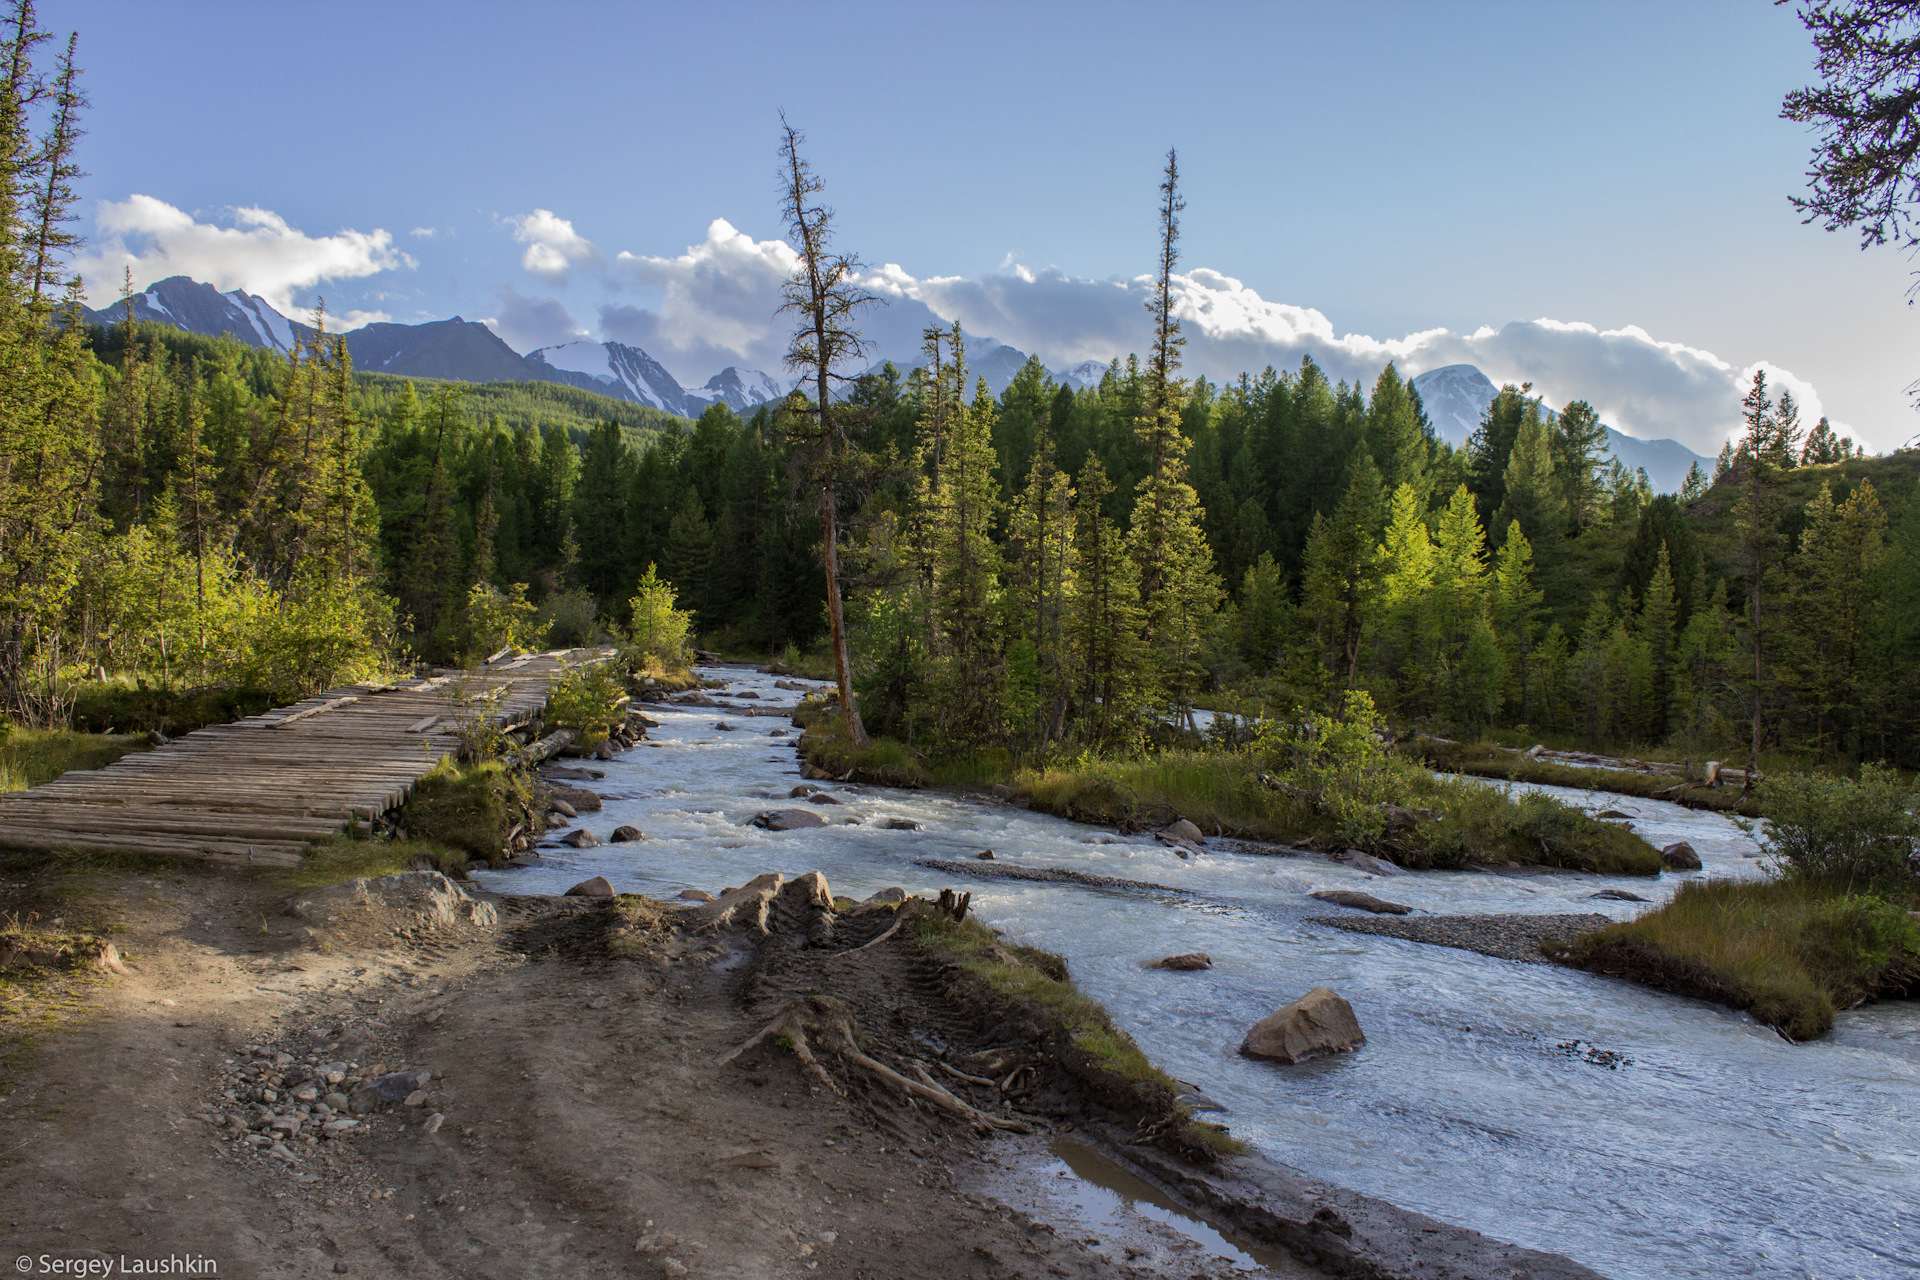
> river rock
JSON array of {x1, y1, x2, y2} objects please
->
[
  {"x1": 676, "y1": 691, "x2": 720, "y2": 707},
  {"x1": 801, "y1": 764, "x2": 832, "y2": 781},
  {"x1": 1589, "y1": 889, "x2": 1650, "y2": 902},
  {"x1": 808, "y1": 793, "x2": 842, "y2": 805},
  {"x1": 548, "y1": 798, "x2": 578, "y2": 819},
  {"x1": 609, "y1": 825, "x2": 642, "y2": 843},
  {"x1": 1660, "y1": 841, "x2": 1702, "y2": 870},
  {"x1": 1329, "y1": 849, "x2": 1404, "y2": 877},
  {"x1": 713, "y1": 722, "x2": 735, "y2": 731},
  {"x1": 1155, "y1": 953, "x2": 1212, "y2": 971},
  {"x1": 789, "y1": 784, "x2": 821, "y2": 798},
  {"x1": 566, "y1": 876, "x2": 614, "y2": 897},
  {"x1": 350, "y1": 1069, "x2": 431, "y2": 1112},
  {"x1": 1161, "y1": 818, "x2": 1205, "y2": 845},
  {"x1": 1309, "y1": 889, "x2": 1411, "y2": 915},
  {"x1": 990, "y1": 783, "x2": 1015, "y2": 800},
  {"x1": 878, "y1": 817, "x2": 923, "y2": 831},
  {"x1": 560, "y1": 828, "x2": 599, "y2": 848},
  {"x1": 284, "y1": 871, "x2": 497, "y2": 930},
  {"x1": 753, "y1": 808, "x2": 828, "y2": 831},
  {"x1": 1240, "y1": 988, "x2": 1365, "y2": 1064},
  {"x1": 548, "y1": 784, "x2": 602, "y2": 812},
  {"x1": 974, "y1": 849, "x2": 996, "y2": 860}
]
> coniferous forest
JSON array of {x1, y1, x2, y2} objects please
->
[{"x1": 0, "y1": 7, "x2": 1915, "y2": 782}]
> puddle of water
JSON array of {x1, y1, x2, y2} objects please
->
[{"x1": 1046, "y1": 1137, "x2": 1288, "y2": 1273}]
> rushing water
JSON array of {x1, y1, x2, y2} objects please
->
[{"x1": 474, "y1": 666, "x2": 1920, "y2": 1280}]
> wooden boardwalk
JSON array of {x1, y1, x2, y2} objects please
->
[{"x1": 0, "y1": 649, "x2": 611, "y2": 868}]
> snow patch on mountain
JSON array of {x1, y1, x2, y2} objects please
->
[
  {"x1": 1409, "y1": 363, "x2": 1711, "y2": 493},
  {"x1": 684, "y1": 367, "x2": 788, "y2": 414},
  {"x1": 525, "y1": 340, "x2": 693, "y2": 415}
]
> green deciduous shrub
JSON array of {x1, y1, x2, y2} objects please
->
[{"x1": 1741, "y1": 765, "x2": 1919, "y2": 892}]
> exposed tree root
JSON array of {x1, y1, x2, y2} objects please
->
[
  {"x1": 831, "y1": 916, "x2": 901, "y2": 958},
  {"x1": 718, "y1": 996, "x2": 1030, "y2": 1134}
]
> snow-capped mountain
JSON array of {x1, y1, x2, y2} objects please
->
[
  {"x1": 82, "y1": 276, "x2": 300, "y2": 352},
  {"x1": 523, "y1": 340, "x2": 695, "y2": 415},
  {"x1": 1056, "y1": 359, "x2": 1113, "y2": 391},
  {"x1": 1409, "y1": 363, "x2": 1710, "y2": 493},
  {"x1": 684, "y1": 367, "x2": 789, "y2": 414}
]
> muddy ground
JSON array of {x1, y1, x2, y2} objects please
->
[{"x1": 0, "y1": 855, "x2": 1602, "y2": 1280}]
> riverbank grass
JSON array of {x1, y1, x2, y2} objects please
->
[
  {"x1": 1563, "y1": 879, "x2": 1920, "y2": 1040},
  {"x1": 1414, "y1": 739, "x2": 1755, "y2": 815},
  {"x1": 0, "y1": 726, "x2": 148, "y2": 792},
  {"x1": 1015, "y1": 752, "x2": 1662, "y2": 875}
]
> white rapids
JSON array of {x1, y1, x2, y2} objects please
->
[{"x1": 474, "y1": 664, "x2": 1920, "y2": 1280}]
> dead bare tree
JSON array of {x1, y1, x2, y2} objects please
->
[{"x1": 776, "y1": 113, "x2": 879, "y2": 748}]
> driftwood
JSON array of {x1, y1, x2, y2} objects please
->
[
  {"x1": 936, "y1": 888, "x2": 971, "y2": 922},
  {"x1": 718, "y1": 996, "x2": 1028, "y2": 1135}
]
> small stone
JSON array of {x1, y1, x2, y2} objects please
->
[
  {"x1": 334, "y1": 1263, "x2": 350, "y2": 1274},
  {"x1": 878, "y1": 817, "x2": 923, "y2": 831},
  {"x1": 974, "y1": 849, "x2": 996, "y2": 860},
  {"x1": 594, "y1": 741, "x2": 616, "y2": 760},
  {"x1": 990, "y1": 783, "x2": 1014, "y2": 799},
  {"x1": 566, "y1": 876, "x2": 615, "y2": 897},
  {"x1": 422, "y1": 1113, "x2": 445, "y2": 1133},
  {"x1": 1154, "y1": 953, "x2": 1212, "y2": 971},
  {"x1": 789, "y1": 784, "x2": 821, "y2": 798},
  {"x1": 321, "y1": 1119, "x2": 360, "y2": 1136},
  {"x1": 713, "y1": 722, "x2": 735, "y2": 731},
  {"x1": 292, "y1": 1084, "x2": 319, "y2": 1103},
  {"x1": 610, "y1": 825, "x2": 643, "y2": 843},
  {"x1": 561, "y1": 829, "x2": 600, "y2": 848},
  {"x1": 1595, "y1": 809, "x2": 1632, "y2": 820},
  {"x1": 403, "y1": 1090, "x2": 428, "y2": 1107},
  {"x1": 1241, "y1": 988, "x2": 1365, "y2": 1064},
  {"x1": 549, "y1": 798, "x2": 578, "y2": 819},
  {"x1": 660, "y1": 1260, "x2": 689, "y2": 1278},
  {"x1": 1660, "y1": 841, "x2": 1702, "y2": 871},
  {"x1": 1590, "y1": 889, "x2": 1651, "y2": 902}
]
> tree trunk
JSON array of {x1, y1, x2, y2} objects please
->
[{"x1": 820, "y1": 475, "x2": 867, "y2": 747}]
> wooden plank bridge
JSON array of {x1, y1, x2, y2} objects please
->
[{"x1": 0, "y1": 649, "x2": 612, "y2": 868}]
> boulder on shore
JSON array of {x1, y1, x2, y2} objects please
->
[
  {"x1": 752, "y1": 808, "x2": 828, "y2": 831},
  {"x1": 1660, "y1": 841, "x2": 1702, "y2": 870},
  {"x1": 565, "y1": 876, "x2": 614, "y2": 897},
  {"x1": 1309, "y1": 889, "x2": 1411, "y2": 915},
  {"x1": 1240, "y1": 987, "x2": 1365, "y2": 1064},
  {"x1": 1160, "y1": 818, "x2": 1204, "y2": 845},
  {"x1": 1154, "y1": 953, "x2": 1212, "y2": 971}
]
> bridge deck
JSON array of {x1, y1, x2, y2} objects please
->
[{"x1": 0, "y1": 649, "x2": 609, "y2": 868}]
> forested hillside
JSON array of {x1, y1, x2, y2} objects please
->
[{"x1": 1, "y1": 19, "x2": 1913, "y2": 777}]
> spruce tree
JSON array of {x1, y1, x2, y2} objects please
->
[
  {"x1": 1734, "y1": 370, "x2": 1781, "y2": 781},
  {"x1": 1006, "y1": 410, "x2": 1075, "y2": 744},
  {"x1": 1071, "y1": 457, "x2": 1146, "y2": 745},
  {"x1": 1550, "y1": 400, "x2": 1607, "y2": 532},
  {"x1": 1300, "y1": 455, "x2": 1384, "y2": 689},
  {"x1": 1494, "y1": 413, "x2": 1566, "y2": 546},
  {"x1": 1490, "y1": 521, "x2": 1545, "y2": 721}
]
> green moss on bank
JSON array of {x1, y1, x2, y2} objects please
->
[
  {"x1": 903, "y1": 902, "x2": 1241, "y2": 1159},
  {"x1": 1561, "y1": 879, "x2": 1920, "y2": 1040}
]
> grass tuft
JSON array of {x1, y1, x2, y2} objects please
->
[
  {"x1": 0, "y1": 727, "x2": 148, "y2": 792},
  {"x1": 1562, "y1": 878, "x2": 1920, "y2": 1040}
]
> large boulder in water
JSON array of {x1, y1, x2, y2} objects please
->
[
  {"x1": 1660, "y1": 841, "x2": 1702, "y2": 870},
  {"x1": 1154, "y1": 953, "x2": 1212, "y2": 971},
  {"x1": 752, "y1": 808, "x2": 828, "y2": 831},
  {"x1": 1240, "y1": 988, "x2": 1365, "y2": 1064}
]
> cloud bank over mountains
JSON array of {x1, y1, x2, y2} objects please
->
[
  {"x1": 78, "y1": 197, "x2": 1833, "y2": 455},
  {"x1": 76, "y1": 195, "x2": 410, "y2": 331}
]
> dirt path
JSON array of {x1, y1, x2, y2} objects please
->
[{"x1": 0, "y1": 859, "x2": 1322, "y2": 1280}]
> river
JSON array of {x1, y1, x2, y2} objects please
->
[{"x1": 474, "y1": 665, "x2": 1920, "y2": 1280}]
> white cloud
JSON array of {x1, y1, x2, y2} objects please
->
[
  {"x1": 484, "y1": 286, "x2": 588, "y2": 354},
  {"x1": 76, "y1": 195, "x2": 411, "y2": 314},
  {"x1": 511, "y1": 209, "x2": 598, "y2": 281},
  {"x1": 590, "y1": 217, "x2": 1838, "y2": 452},
  {"x1": 409, "y1": 226, "x2": 437, "y2": 239}
]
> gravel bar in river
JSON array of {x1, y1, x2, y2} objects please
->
[{"x1": 1312, "y1": 911, "x2": 1614, "y2": 964}]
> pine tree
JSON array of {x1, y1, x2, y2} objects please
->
[
  {"x1": 1550, "y1": 400, "x2": 1608, "y2": 531},
  {"x1": 1071, "y1": 457, "x2": 1146, "y2": 746},
  {"x1": 1128, "y1": 147, "x2": 1221, "y2": 719},
  {"x1": 925, "y1": 377, "x2": 1004, "y2": 744},
  {"x1": 1300, "y1": 455, "x2": 1384, "y2": 688},
  {"x1": 1490, "y1": 521, "x2": 1545, "y2": 721},
  {"x1": 1494, "y1": 412, "x2": 1565, "y2": 546},
  {"x1": 1639, "y1": 544, "x2": 1678, "y2": 740},
  {"x1": 1733, "y1": 369, "x2": 1781, "y2": 781},
  {"x1": 1005, "y1": 409, "x2": 1075, "y2": 744},
  {"x1": 1365, "y1": 362, "x2": 1428, "y2": 499},
  {"x1": 1789, "y1": 478, "x2": 1887, "y2": 754}
]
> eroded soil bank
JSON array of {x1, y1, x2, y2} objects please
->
[{"x1": 0, "y1": 856, "x2": 1602, "y2": 1280}]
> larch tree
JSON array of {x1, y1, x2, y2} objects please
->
[{"x1": 777, "y1": 114, "x2": 877, "y2": 746}]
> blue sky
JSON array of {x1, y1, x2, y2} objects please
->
[{"x1": 52, "y1": 0, "x2": 1920, "y2": 453}]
